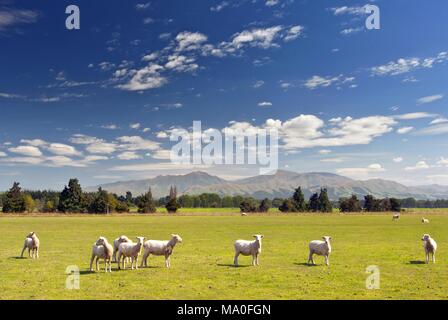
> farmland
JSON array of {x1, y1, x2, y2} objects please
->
[{"x1": 1, "y1": 212, "x2": 448, "y2": 300}]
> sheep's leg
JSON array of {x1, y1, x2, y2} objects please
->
[
  {"x1": 234, "y1": 252, "x2": 239, "y2": 267},
  {"x1": 135, "y1": 256, "x2": 139, "y2": 270},
  {"x1": 425, "y1": 252, "x2": 429, "y2": 264},
  {"x1": 90, "y1": 254, "x2": 95, "y2": 271},
  {"x1": 325, "y1": 255, "x2": 330, "y2": 266},
  {"x1": 112, "y1": 250, "x2": 117, "y2": 263},
  {"x1": 20, "y1": 246, "x2": 26, "y2": 258},
  {"x1": 35, "y1": 248, "x2": 39, "y2": 259},
  {"x1": 252, "y1": 254, "x2": 256, "y2": 266},
  {"x1": 165, "y1": 254, "x2": 171, "y2": 268},
  {"x1": 131, "y1": 257, "x2": 135, "y2": 270},
  {"x1": 96, "y1": 257, "x2": 100, "y2": 271},
  {"x1": 256, "y1": 254, "x2": 260, "y2": 266},
  {"x1": 28, "y1": 248, "x2": 31, "y2": 258},
  {"x1": 308, "y1": 252, "x2": 314, "y2": 265},
  {"x1": 141, "y1": 251, "x2": 149, "y2": 268},
  {"x1": 433, "y1": 252, "x2": 436, "y2": 264}
]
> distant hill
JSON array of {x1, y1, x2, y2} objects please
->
[{"x1": 86, "y1": 170, "x2": 448, "y2": 200}]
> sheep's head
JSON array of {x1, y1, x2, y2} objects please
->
[
  {"x1": 119, "y1": 235, "x2": 130, "y2": 243},
  {"x1": 422, "y1": 234, "x2": 431, "y2": 241},
  {"x1": 171, "y1": 234, "x2": 183, "y2": 243},
  {"x1": 322, "y1": 236, "x2": 332, "y2": 243},
  {"x1": 136, "y1": 236, "x2": 145, "y2": 244},
  {"x1": 96, "y1": 236, "x2": 106, "y2": 246},
  {"x1": 253, "y1": 235, "x2": 264, "y2": 242},
  {"x1": 27, "y1": 232, "x2": 35, "y2": 238}
]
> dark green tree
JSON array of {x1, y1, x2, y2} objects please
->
[
  {"x1": 239, "y1": 197, "x2": 258, "y2": 213},
  {"x1": 138, "y1": 187, "x2": 157, "y2": 213},
  {"x1": 292, "y1": 187, "x2": 307, "y2": 211},
  {"x1": 165, "y1": 186, "x2": 180, "y2": 213},
  {"x1": 390, "y1": 198, "x2": 401, "y2": 212},
  {"x1": 258, "y1": 198, "x2": 271, "y2": 213},
  {"x1": 125, "y1": 191, "x2": 133, "y2": 206},
  {"x1": 2, "y1": 182, "x2": 26, "y2": 213},
  {"x1": 58, "y1": 179, "x2": 83, "y2": 213},
  {"x1": 318, "y1": 188, "x2": 333, "y2": 213},
  {"x1": 308, "y1": 193, "x2": 320, "y2": 212},
  {"x1": 339, "y1": 195, "x2": 362, "y2": 213},
  {"x1": 89, "y1": 188, "x2": 110, "y2": 214},
  {"x1": 279, "y1": 199, "x2": 296, "y2": 213}
]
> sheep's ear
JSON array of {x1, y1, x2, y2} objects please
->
[{"x1": 261, "y1": 235, "x2": 264, "y2": 238}]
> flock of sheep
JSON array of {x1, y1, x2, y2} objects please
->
[{"x1": 19, "y1": 215, "x2": 438, "y2": 272}]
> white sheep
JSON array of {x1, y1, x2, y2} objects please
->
[
  {"x1": 117, "y1": 236, "x2": 145, "y2": 270},
  {"x1": 308, "y1": 236, "x2": 332, "y2": 266},
  {"x1": 392, "y1": 214, "x2": 400, "y2": 221},
  {"x1": 241, "y1": 212, "x2": 247, "y2": 216},
  {"x1": 113, "y1": 235, "x2": 131, "y2": 262},
  {"x1": 234, "y1": 235, "x2": 263, "y2": 267},
  {"x1": 21, "y1": 232, "x2": 40, "y2": 259},
  {"x1": 422, "y1": 234, "x2": 437, "y2": 264},
  {"x1": 422, "y1": 218, "x2": 430, "y2": 224},
  {"x1": 141, "y1": 234, "x2": 183, "y2": 268},
  {"x1": 90, "y1": 236, "x2": 113, "y2": 273}
]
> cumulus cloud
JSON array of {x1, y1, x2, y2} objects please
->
[
  {"x1": 397, "y1": 127, "x2": 414, "y2": 135},
  {"x1": 405, "y1": 161, "x2": 431, "y2": 171},
  {"x1": 8, "y1": 145, "x2": 42, "y2": 157},
  {"x1": 304, "y1": 75, "x2": 355, "y2": 90},
  {"x1": 371, "y1": 52, "x2": 448, "y2": 76},
  {"x1": 336, "y1": 163, "x2": 386, "y2": 179},
  {"x1": 0, "y1": 8, "x2": 40, "y2": 31},
  {"x1": 258, "y1": 101, "x2": 273, "y2": 107}
]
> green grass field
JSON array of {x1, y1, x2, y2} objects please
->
[{"x1": 1, "y1": 213, "x2": 448, "y2": 300}]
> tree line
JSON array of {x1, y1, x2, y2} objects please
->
[{"x1": 1, "y1": 179, "x2": 447, "y2": 214}]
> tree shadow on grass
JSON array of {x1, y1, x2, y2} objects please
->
[
  {"x1": 217, "y1": 263, "x2": 250, "y2": 268},
  {"x1": 294, "y1": 262, "x2": 318, "y2": 267},
  {"x1": 408, "y1": 260, "x2": 426, "y2": 265}
]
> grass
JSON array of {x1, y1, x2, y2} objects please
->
[{"x1": 1, "y1": 213, "x2": 448, "y2": 300}]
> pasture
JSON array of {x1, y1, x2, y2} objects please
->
[{"x1": 1, "y1": 213, "x2": 448, "y2": 300}]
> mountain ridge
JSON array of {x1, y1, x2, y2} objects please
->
[{"x1": 86, "y1": 170, "x2": 448, "y2": 200}]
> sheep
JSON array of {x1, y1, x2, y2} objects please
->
[
  {"x1": 422, "y1": 218, "x2": 430, "y2": 224},
  {"x1": 308, "y1": 236, "x2": 332, "y2": 266},
  {"x1": 117, "y1": 236, "x2": 145, "y2": 270},
  {"x1": 234, "y1": 235, "x2": 263, "y2": 267},
  {"x1": 90, "y1": 236, "x2": 113, "y2": 273},
  {"x1": 241, "y1": 212, "x2": 247, "y2": 217},
  {"x1": 20, "y1": 232, "x2": 40, "y2": 259},
  {"x1": 422, "y1": 234, "x2": 437, "y2": 264},
  {"x1": 112, "y1": 235, "x2": 131, "y2": 262},
  {"x1": 141, "y1": 234, "x2": 183, "y2": 268},
  {"x1": 392, "y1": 214, "x2": 400, "y2": 221}
]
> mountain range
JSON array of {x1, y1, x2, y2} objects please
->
[{"x1": 86, "y1": 170, "x2": 448, "y2": 200}]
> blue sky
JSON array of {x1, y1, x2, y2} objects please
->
[{"x1": 0, "y1": 0, "x2": 448, "y2": 190}]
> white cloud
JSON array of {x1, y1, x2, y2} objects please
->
[
  {"x1": 46, "y1": 143, "x2": 80, "y2": 156},
  {"x1": 258, "y1": 101, "x2": 273, "y2": 107},
  {"x1": 265, "y1": 0, "x2": 279, "y2": 7},
  {"x1": 417, "y1": 94, "x2": 443, "y2": 105},
  {"x1": 116, "y1": 136, "x2": 160, "y2": 151},
  {"x1": 371, "y1": 52, "x2": 448, "y2": 76},
  {"x1": 340, "y1": 27, "x2": 364, "y2": 36},
  {"x1": 210, "y1": 1, "x2": 230, "y2": 12},
  {"x1": 397, "y1": 127, "x2": 414, "y2": 135},
  {"x1": 0, "y1": 8, "x2": 40, "y2": 31},
  {"x1": 319, "y1": 149, "x2": 332, "y2": 155},
  {"x1": 118, "y1": 63, "x2": 167, "y2": 91},
  {"x1": 0, "y1": 151, "x2": 6, "y2": 157},
  {"x1": 336, "y1": 163, "x2": 386, "y2": 179},
  {"x1": 284, "y1": 25, "x2": 304, "y2": 42},
  {"x1": 405, "y1": 161, "x2": 430, "y2": 171},
  {"x1": 394, "y1": 112, "x2": 437, "y2": 120},
  {"x1": 175, "y1": 31, "x2": 208, "y2": 52},
  {"x1": 165, "y1": 54, "x2": 198, "y2": 73},
  {"x1": 417, "y1": 124, "x2": 448, "y2": 136},
  {"x1": 117, "y1": 151, "x2": 142, "y2": 160},
  {"x1": 253, "y1": 80, "x2": 265, "y2": 88},
  {"x1": 430, "y1": 118, "x2": 448, "y2": 125},
  {"x1": 393, "y1": 157, "x2": 403, "y2": 163},
  {"x1": 304, "y1": 74, "x2": 355, "y2": 90},
  {"x1": 130, "y1": 123, "x2": 141, "y2": 130},
  {"x1": 329, "y1": 6, "x2": 366, "y2": 16},
  {"x1": 8, "y1": 145, "x2": 42, "y2": 157}
]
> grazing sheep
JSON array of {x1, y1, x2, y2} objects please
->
[
  {"x1": 113, "y1": 235, "x2": 131, "y2": 262},
  {"x1": 422, "y1": 234, "x2": 437, "y2": 264},
  {"x1": 117, "y1": 236, "x2": 145, "y2": 270},
  {"x1": 422, "y1": 218, "x2": 430, "y2": 224},
  {"x1": 392, "y1": 214, "x2": 400, "y2": 221},
  {"x1": 308, "y1": 236, "x2": 332, "y2": 266},
  {"x1": 241, "y1": 212, "x2": 247, "y2": 216},
  {"x1": 141, "y1": 234, "x2": 183, "y2": 268},
  {"x1": 234, "y1": 235, "x2": 263, "y2": 267},
  {"x1": 90, "y1": 237, "x2": 113, "y2": 273},
  {"x1": 20, "y1": 232, "x2": 40, "y2": 259}
]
